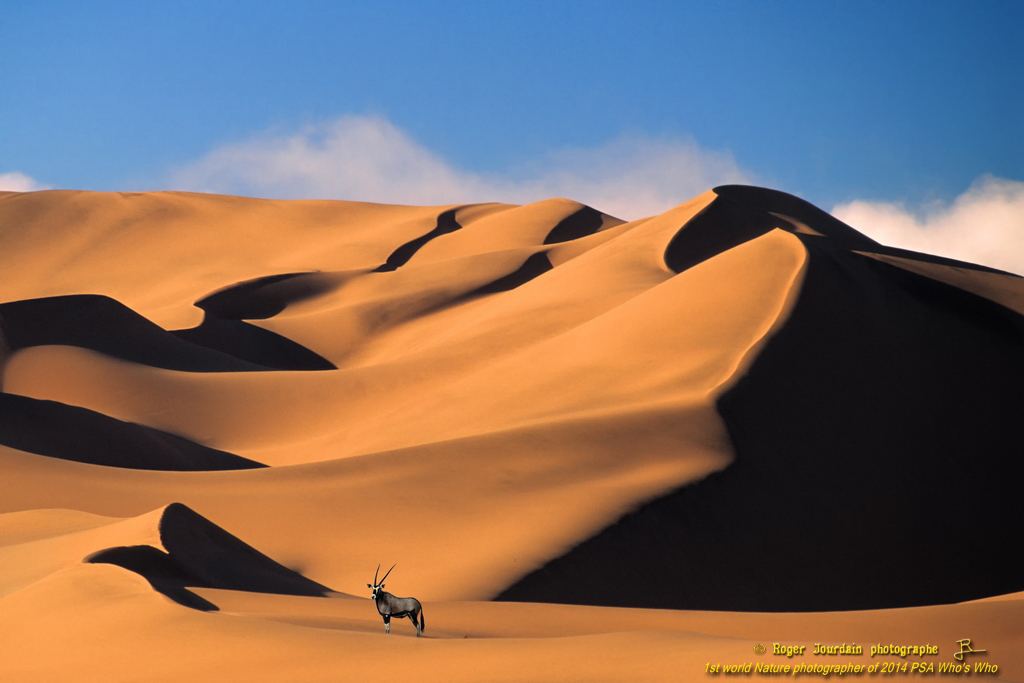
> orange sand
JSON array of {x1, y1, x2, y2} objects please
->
[{"x1": 0, "y1": 187, "x2": 1020, "y2": 681}]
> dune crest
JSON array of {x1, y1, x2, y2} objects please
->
[
  {"x1": 0, "y1": 503, "x2": 330, "y2": 612},
  {"x1": 86, "y1": 502, "x2": 331, "y2": 610}
]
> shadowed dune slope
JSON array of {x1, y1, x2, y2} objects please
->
[
  {"x1": 714, "y1": 184, "x2": 881, "y2": 247},
  {"x1": 664, "y1": 185, "x2": 877, "y2": 274},
  {"x1": 194, "y1": 272, "x2": 350, "y2": 320},
  {"x1": 0, "y1": 393, "x2": 264, "y2": 471},
  {"x1": 0, "y1": 295, "x2": 262, "y2": 372},
  {"x1": 0, "y1": 503, "x2": 330, "y2": 612},
  {"x1": 543, "y1": 205, "x2": 609, "y2": 244},
  {"x1": 172, "y1": 315, "x2": 336, "y2": 370},
  {"x1": 0, "y1": 293, "x2": 333, "y2": 372},
  {"x1": 87, "y1": 503, "x2": 330, "y2": 609},
  {"x1": 374, "y1": 207, "x2": 463, "y2": 271},
  {"x1": 172, "y1": 270, "x2": 347, "y2": 370}
]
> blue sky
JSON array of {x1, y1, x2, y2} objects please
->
[{"x1": 2, "y1": 1, "x2": 1022, "y2": 227}]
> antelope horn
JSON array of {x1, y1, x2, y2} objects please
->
[
  {"x1": 373, "y1": 563, "x2": 381, "y2": 585},
  {"x1": 380, "y1": 563, "x2": 397, "y2": 584}
]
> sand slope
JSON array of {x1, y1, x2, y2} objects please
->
[{"x1": 0, "y1": 186, "x2": 1020, "y2": 680}]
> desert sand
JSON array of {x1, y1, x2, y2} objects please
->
[{"x1": 0, "y1": 186, "x2": 1020, "y2": 681}]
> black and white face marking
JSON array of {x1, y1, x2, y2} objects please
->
[{"x1": 369, "y1": 563, "x2": 396, "y2": 600}]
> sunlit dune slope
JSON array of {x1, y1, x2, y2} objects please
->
[{"x1": 0, "y1": 185, "x2": 1021, "y2": 681}]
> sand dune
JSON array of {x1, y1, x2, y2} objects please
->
[
  {"x1": 0, "y1": 393, "x2": 263, "y2": 470},
  {"x1": 0, "y1": 186, "x2": 1020, "y2": 680},
  {"x1": 0, "y1": 504, "x2": 328, "y2": 609},
  {"x1": 86, "y1": 503, "x2": 331, "y2": 609},
  {"x1": 501, "y1": 187, "x2": 1024, "y2": 611},
  {"x1": 2, "y1": 294, "x2": 262, "y2": 372}
]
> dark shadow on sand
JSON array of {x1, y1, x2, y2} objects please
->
[
  {"x1": 499, "y1": 230, "x2": 1024, "y2": 611},
  {"x1": 87, "y1": 503, "x2": 332, "y2": 611},
  {"x1": 0, "y1": 295, "x2": 263, "y2": 372},
  {"x1": 544, "y1": 206, "x2": 605, "y2": 245},
  {"x1": 172, "y1": 315, "x2": 334, "y2": 371},
  {"x1": 374, "y1": 208, "x2": 462, "y2": 273},
  {"x1": 0, "y1": 393, "x2": 265, "y2": 471},
  {"x1": 195, "y1": 271, "x2": 343, "y2": 320},
  {"x1": 0, "y1": 293, "x2": 335, "y2": 372}
]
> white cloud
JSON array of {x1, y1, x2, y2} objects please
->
[
  {"x1": 170, "y1": 115, "x2": 749, "y2": 219},
  {"x1": 833, "y1": 176, "x2": 1024, "y2": 275},
  {"x1": 0, "y1": 171, "x2": 46, "y2": 192}
]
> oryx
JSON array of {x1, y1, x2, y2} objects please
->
[{"x1": 368, "y1": 563, "x2": 425, "y2": 636}]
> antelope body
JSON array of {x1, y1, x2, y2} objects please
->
[{"x1": 368, "y1": 563, "x2": 425, "y2": 636}]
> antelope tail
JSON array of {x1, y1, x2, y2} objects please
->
[{"x1": 419, "y1": 607, "x2": 426, "y2": 634}]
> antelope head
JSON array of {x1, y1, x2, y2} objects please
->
[{"x1": 368, "y1": 562, "x2": 396, "y2": 599}]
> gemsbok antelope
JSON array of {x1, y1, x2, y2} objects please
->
[{"x1": 368, "y1": 563, "x2": 425, "y2": 636}]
